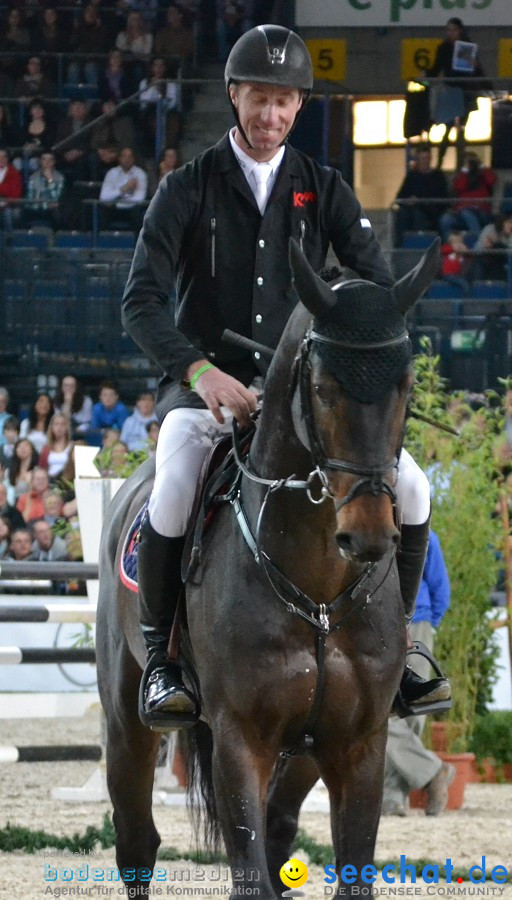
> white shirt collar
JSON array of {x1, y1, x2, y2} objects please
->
[{"x1": 228, "y1": 127, "x2": 285, "y2": 178}]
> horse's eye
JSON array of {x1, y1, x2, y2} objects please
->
[{"x1": 313, "y1": 384, "x2": 336, "y2": 408}]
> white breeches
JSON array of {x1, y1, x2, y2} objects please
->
[{"x1": 148, "y1": 408, "x2": 431, "y2": 537}]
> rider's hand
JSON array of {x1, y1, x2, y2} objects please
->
[{"x1": 186, "y1": 361, "x2": 258, "y2": 426}]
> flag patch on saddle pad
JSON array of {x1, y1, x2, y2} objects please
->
[{"x1": 119, "y1": 504, "x2": 148, "y2": 593}]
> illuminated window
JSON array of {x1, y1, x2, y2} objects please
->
[{"x1": 353, "y1": 97, "x2": 491, "y2": 146}]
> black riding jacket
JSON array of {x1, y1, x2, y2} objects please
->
[{"x1": 122, "y1": 133, "x2": 393, "y2": 417}]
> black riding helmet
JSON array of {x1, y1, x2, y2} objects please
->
[{"x1": 225, "y1": 24, "x2": 314, "y2": 148}]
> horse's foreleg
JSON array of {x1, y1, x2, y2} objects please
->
[
  {"x1": 265, "y1": 754, "x2": 319, "y2": 895},
  {"x1": 211, "y1": 722, "x2": 279, "y2": 899},
  {"x1": 101, "y1": 647, "x2": 161, "y2": 896},
  {"x1": 316, "y1": 729, "x2": 387, "y2": 898}
]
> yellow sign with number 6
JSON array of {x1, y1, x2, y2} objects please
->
[
  {"x1": 306, "y1": 39, "x2": 346, "y2": 83},
  {"x1": 401, "y1": 39, "x2": 442, "y2": 81}
]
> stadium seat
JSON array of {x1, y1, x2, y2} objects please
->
[
  {"x1": 500, "y1": 182, "x2": 512, "y2": 215},
  {"x1": 416, "y1": 299, "x2": 460, "y2": 325},
  {"x1": 401, "y1": 230, "x2": 439, "y2": 250},
  {"x1": 471, "y1": 280, "x2": 508, "y2": 300},
  {"x1": 7, "y1": 230, "x2": 51, "y2": 250},
  {"x1": 61, "y1": 83, "x2": 99, "y2": 102},
  {"x1": 96, "y1": 231, "x2": 136, "y2": 250},
  {"x1": 425, "y1": 280, "x2": 463, "y2": 299},
  {"x1": 33, "y1": 281, "x2": 69, "y2": 300},
  {"x1": 461, "y1": 300, "x2": 510, "y2": 317},
  {"x1": 54, "y1": 231, "x2": 93, "y2": 250}
]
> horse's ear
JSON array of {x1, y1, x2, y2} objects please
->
[
  {"x1": 393, "y1": 238, "x2": 441, "y2": 313},
  {"x1": 289, "y1": 237, "x2": 337, "y2": 317}
]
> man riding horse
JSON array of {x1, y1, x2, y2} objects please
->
[{"x1": 121, "y1": 24, "x2": 451, "y2": 729}]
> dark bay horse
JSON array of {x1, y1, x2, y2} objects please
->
[{"x1": 96, "y1": 240, "x2": 439, "y2": 898}]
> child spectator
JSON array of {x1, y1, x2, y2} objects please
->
[
  {"x1": 88, "y1": 381, "x2": 129, "y2": 446},
  {"x1": 38, "y1": 413, "x2": 74, "y2": 482},
  {"x1": 0, "y1": 149, "x2": 23, "y2": 229},
  {"x1": 440, "y1": 152, "x2": 497, "y2": 241},
  {"x1": 43, "y1": 490, "x2": 65, "y2": 526},
  {"x1": 120, "y1": 391, "x2": 157, "y2": 450},
  {"x1": 0, "y1": 416, "x2": 20, "y2": 468},
  {"x1": 474, "y1": 214, "x2": 512, "y2": 281},
  {"x1": 20, "y1": 391, "x2": 53, "y2": 454},
  {"x1": 441, "y1": 230, "x2": 471, "y2": 296},
  {"x1": 8, "y1": 438, "x2": 39, "y2": 500},
  {"x1": 54, "y1": 375, "x2": 93, "y2": 437}
]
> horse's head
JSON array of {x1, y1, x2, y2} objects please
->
[{"x1": 289, "y1": 238, "x2": 440, "y2": 563}]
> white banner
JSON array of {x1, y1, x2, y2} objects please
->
[{"x1": 296, "y1": 0, "x2": 512, "y2": 28}]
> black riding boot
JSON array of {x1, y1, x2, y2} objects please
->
[
  {"x1": 137, "y1": 518, "x2": 199, "y2": 731},
  {"x1": 393, "y1": 520, "x2": 452, "y2": 718}
]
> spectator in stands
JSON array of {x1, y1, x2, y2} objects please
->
[
  {"x1": 23, "y1": 150, "x2": 65, "y2": 230},
  {"x1": 20, "y1": 392, "x2": 53, "y2": 454},
  {"x1": 120, "y1": 0, "x2": 160, "y2": 30},
  {"x1": 0, "y1": 388, "x2": 11, "y2": 445},
  {"x1": 90, "y1": 141, "x2": 119, "y2": 183},
  {"x1": 68, "y1": 5, "x2": 112, "y2": 86},
  {"x1": 88, "y1": 380, "x2": 130, "y2": 445},
  {"x1": 138, "y1": 56, "x2": 182, "y2": 155},
  {"x1": 217, "y1": 1, "x2": 245, "y2": 62},
  {"x1": 32, "y1": 7, "x2": 66, "y2": 80},
  {"x1": 0, "y1": 106, "x2": 17, "y2": 151},
  {"x1": 0, "y1": 481, "x2": 25, "y2": 531},
  {"x1": 43, "y1": 490, "x2": 66, "y2": 526},
  {"x1": 474, "y1": 213, "x2": 512, "y2": 281},
  {"x1": 8, "y1": 438, "x2": 39, "y2": 500},
  {"x1": 394, "y1": 145, "x2": 448, "y2": 247},
  {"x1": 15, "y1": 99, "x2": 56, "y2": 174},
  {"x1": 115, "y1": 11, "x2": 154, "y2": 87},
  {"x1": 14, "y1": 56, "x2": 55, "y2": 103},
  {"x1": 440, "y1": 230, "x2": 471, "y2": 296},
  {"x1": 1, "y1": 10, "x2": 31, "y2": 79},
  {"x1": 31, "y1": 517, "x2": 68, "y2": 561},
  {"x1": 0, "y1": 148, "x2": 23, "y2": 230},
  {"x1": 148, "y1": 145, "x2": 181, "y2": 195},
  {"x1": 99, "y1": 145, "x2": 147, "y2": 231},
  {"x1": 55, "y1": 99, "x2": 92, "y2": 185},
  {"x1": 17, "y1": 466, "x2": 50, "y2": 522},
  {"x1": 54, "y1": 375, "x2": 93, "y2": 437},
  {"x1": 120, "y1": 390, "x2": 157, "y2": 450},
  {"x1": 38, "y1": 414, "x2": 74, "y2": 483},
  {"x1": 90, "y1": 100, "x2": 136, "y2": 160},
  {"x1": 98, "y1": 50, "x2": 132, "y2": 104},
  {"x1": 0, "y1": 417, "x2": 20, "y2": 468},
  {"x1": 9, "y1": 527, "x2": 35, "y2": 561},
  {"x1": 146, "y1": 419, "x2": 160, "y2": 452},
  {"x1": 425, "y1": 18, "x2": 485, "y2": 170},
  {"x1": 440, "y1": 151, "x2": 496, "y2": 242},
  {"x1": 0, "y1": 515, "x2": 12, "y2": 559},
  {"x1": 154, "y1": 4, "x2": 195, "y2": 62}
]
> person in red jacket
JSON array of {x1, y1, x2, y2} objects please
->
[
  {"x1": 440, "y1": 151, "x2": 496, "y2": 241},
  {"x1": 0, "y1": 147, "x2": 23, "y2": 229}
]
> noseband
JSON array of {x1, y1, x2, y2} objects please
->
[{"x1": 296, "y1": 327, "x2": 409, "y2": 512}]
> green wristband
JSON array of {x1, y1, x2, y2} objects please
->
[{"x1": 189, "y1": 362, "x2": 215, "y2": 391}]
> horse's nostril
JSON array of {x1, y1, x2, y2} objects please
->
[{"x1": 336, "y1": 533, "x2": 352, "y2": 550}]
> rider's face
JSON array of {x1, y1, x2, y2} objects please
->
[{"x1": 230, "y1": 82, "x2": 303, "y2": 161}]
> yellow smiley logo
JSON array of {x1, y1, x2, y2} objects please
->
[{"x1": 279, "y1": 857, "x2": 309, "y2": 888}]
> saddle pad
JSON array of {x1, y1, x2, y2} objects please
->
[{"x1": 119, "y1": 503, "x2": 148, "y2": 593}]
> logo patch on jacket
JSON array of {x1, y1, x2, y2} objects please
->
[{"x1": 293, "y1": 191, "x2": 317, "y2": 208}]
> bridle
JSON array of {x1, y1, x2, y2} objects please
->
[{"x1": 296, "y1": 327, "x2": 410, "y2": 515}]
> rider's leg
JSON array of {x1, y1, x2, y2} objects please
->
[
  {"x1": 393, "y1": 449, "x2": 451, "y2": 716},
  {"x1": 138, "y1": 406, "x2": 232, "y2": 728}
]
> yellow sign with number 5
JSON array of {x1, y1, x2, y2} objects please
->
[
  {"x1": 306, "y1": 39, "x2": 346, "y2": 83},
  {"x1": 401, "y1": 39, "x2": 442, "y2": 81}
]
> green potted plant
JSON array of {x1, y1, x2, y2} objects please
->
[{"x1": 470, "y1": 711, "x2": 512, "y2": 782}]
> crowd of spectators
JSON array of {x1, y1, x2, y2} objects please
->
[
  {"x1": 0, "y1": 1, "x2": 274, "y2": 234},
  {"x1": 394, "y1": 145, "x2": 512, "y2": 287},
  {"x1": 0, "y1": 377, "x2": 159, "y2": 575}
]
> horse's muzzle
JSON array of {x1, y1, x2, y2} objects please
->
[{"x1": 335, "y1": 527, "x2": 400, "y2": 562}]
